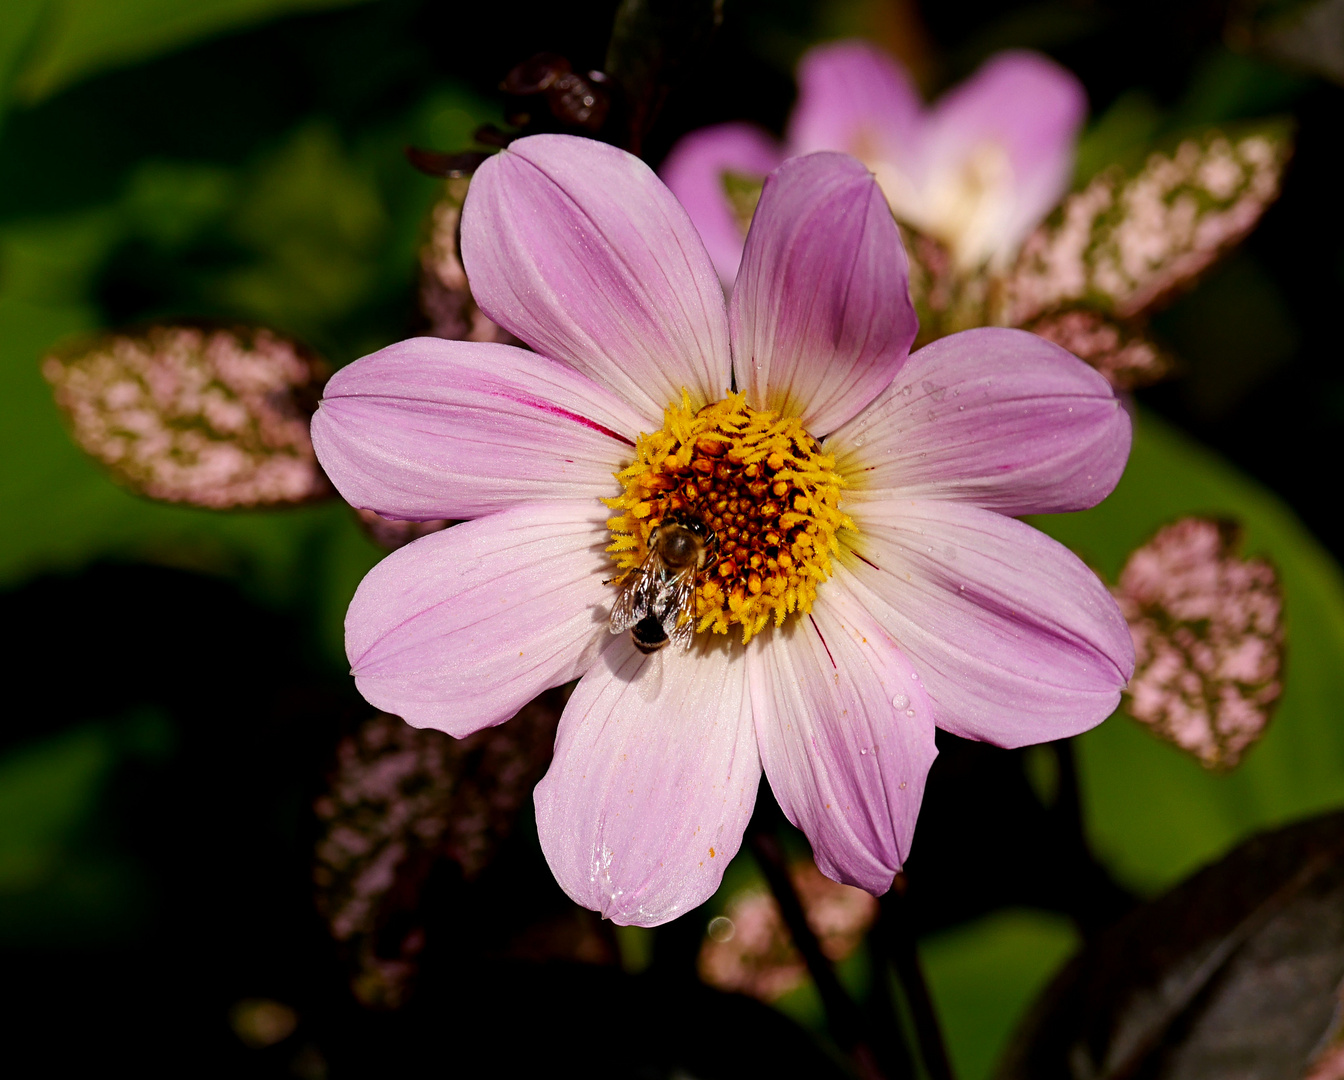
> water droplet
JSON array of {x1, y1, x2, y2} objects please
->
[
  {"x1": 905, "y1": 708, "x2": 916, "y2": 718},
  {"x1": 853, "y1": 434, "x2": 866, "y2": 447},
  {"x1": 910, "y1": 672, "x2": 919, "y2": 680},
  {"x1": 860, "y1": 747, "x2": 868, "y2": 755},
  {"x1": 901, "y1": 385, "x2": 912, "y2": 397},
  {"x1": 892, "y1": 692, "x2": 909, "y2": 710},
  {"x1": 707, "y1": 916, "x2": 735, "y2": 942},
  {"x1": 958, "y1": 405, "x2": 965, "y2": 411}
]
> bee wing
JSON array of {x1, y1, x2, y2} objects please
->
[
  {"x1": 609, "y1": 556, "x2": 662, "y2": 634},
  {"x1": 662, "y1": 570, "x2": 699, "y2": 650}
]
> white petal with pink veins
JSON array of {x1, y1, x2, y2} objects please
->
[
  {"x1": 731, "y1": 152, "x2": 917, "y2": 436},
  {"x1": 346, "y1": 501, "x2": 612, "y2": 737},
  {"x1": 313, "y1": 338, "x2": 641, "y2": 521},
  {"x1": 748, "y1": 579, "x2": 937, "y2": 895},
  {"x1": 536, "y1": 635, "x2": 759, "y2": 927},
  {"x1": 829, "y1": 328, "x2": 1129, "y2": 516},
  {"x1": 844, "y1": 502, "x2": 1133, "y2": 747},
  {"x1": 462, "y1": 134, "x2": 732, "y2": 424}
]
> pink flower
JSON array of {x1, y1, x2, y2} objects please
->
[
  {"x1": 662, "y1": 41, "x2": 1086, "y2": 283},
  {"x1": 312, "y1": 133, "x2": 1133, "y2": 926}
]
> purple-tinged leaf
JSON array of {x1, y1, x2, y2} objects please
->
[
  {"x1": 1000, "y1": 812, "x2": 1344, "y2": 1080},
  {"x1": 313, "y1": 694, "x2": 561, "y2": 1007},
  {"x1": 1006, "y1": 125, "x2": 1292, "y2": 324},
  {"x1": 1112, "y1": 518, "x2": 1284, "y2": 770},
  {"x1": 1025, "y1": 307, "x2": 1173, "y2": 390},
  {"x1": 697, "y1": 859, "x2": 878, "y2": 1003},
  {"x1": 417, "y1": 178, "x2": 517, "y2": 344},
  {"x1": 42, "y1": 323, "x2": 333, "y2": 508},
  {"x1": 1305, "y1": 982, "x2": 1344, "y2": 1080}
]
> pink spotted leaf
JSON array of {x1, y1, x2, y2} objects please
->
[
  {"x1": 313, "y1": 694, "x2": 561, "y2": 1007},
  {"x1": 1006, "y1": 123, "x2": 1292, "y2": 325},
  {"x1": 1112, "y1": 517, "x2": 1284, "y2": 770},
  {"x1": 1024, "y1": 307, "x2": 1174, "y2": 390},
  {"x1": 43, "y1": 323, "x2": 334, "y2": 509}
]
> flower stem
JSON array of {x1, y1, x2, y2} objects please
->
[
  {"x1": 1051, "y1": 738, "x2": 1136, "y2": 937},
  {"x1": 746, "y1": 815, "x2": 913, "y2": 1080},
  {"x1": 880, "y1": 879, "x2": 956, "y2": 1080}
]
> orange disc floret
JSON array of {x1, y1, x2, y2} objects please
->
[{"x1": 606, "y1": 390, "x2": 850, "y2": 644}]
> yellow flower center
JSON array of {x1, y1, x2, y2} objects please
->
[{"x1": 606, "y1": 391, "x2": 850, "y2": 644}]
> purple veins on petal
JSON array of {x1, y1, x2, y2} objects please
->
[
  {"x1": 312, "y1": 337, "x2": 642, "y2": 522},
  {"x1": 730, "y1": 152, "x2": 917, "y2": 436},
  {"x1": 461, "y1": 133, "x2": 732, "y2": 423},
  {"x1": 535, "y1": 634, "x2": 759, "y2": 927}
]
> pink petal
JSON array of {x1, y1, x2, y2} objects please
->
[
  {"x1": 730, "y1": 152, "x2": 917, "y2": 436},
  {"x1": 828, "y1": 328, "x2": 1130, "y2": 515},
  {"x1": 925, "y1": 51, "x2": 1086, "y2": 258},
  {"x1": 844, "y1": 500, "x2": 1134, "y2": 747},
  {"x1": 787, "y1": 40, "x2": 923, "y2": 159},
  {"x1": 748, "y1": 580, "x2": 937, "y2": 895},
  {"x1": 659, "y1": 123, "x2": 785, "y2": 288},
  {"x1": 313, "y1": 338, "x2": 641, "y2": 521},
  {"x1": 535, "y1": 635, "x2": 759, "y2": 927},
  {"x1": 345, "y1": 501, "x2": 612, "y2": 737},
  {"x1": 462, "y1": 134, "x2": 732, "y2": 424}
]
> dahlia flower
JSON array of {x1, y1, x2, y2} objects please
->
[
  {"x1": 662, "y1": 41, "x2": 1085, "y2": 283},
  {"x1": 312, "y1": 133, "x2": 1133, "y2": 926}
]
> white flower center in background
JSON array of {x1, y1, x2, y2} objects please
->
[{"x1": 860, "y1": 135, "x2": 1016, "y2": 271}]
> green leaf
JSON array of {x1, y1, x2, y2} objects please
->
[
  {"x1": 0, "y1": 711, "x2": 173, "y2": 944},
  {"x1": 918, "y1": 909, "x2": 1080, "y2": 1080},
  {"x1": 0, "y1": 0, "x2": 44, "y2": 111},
  {"x1": 8, "y1": 0, "x2": 377, "y2": 105},
  {"x1": 1032, "y1": 411, "x2": 1344, "y2": 893}
]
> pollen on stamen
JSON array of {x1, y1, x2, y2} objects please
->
[{"x1": 605, "y1": 390, "x2": 851, "y2": 644}]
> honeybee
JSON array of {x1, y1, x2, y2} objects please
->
[{"x1": 609, "y1": 512, "x2": 717, "y2": 654}]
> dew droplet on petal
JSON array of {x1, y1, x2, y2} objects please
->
[
  {"x1": 892, "y1": 692, "x2": 909, "y2": 710},
  {"x1": 905, "y1": 708, "x2": 916, "y2": 718}
]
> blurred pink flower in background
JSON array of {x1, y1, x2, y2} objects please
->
[
  {"x1": 662, "y1": 41, "x2": 1085, "y2": 284},
  {"x1": 312, "y1": 133, "x2": 1132, "y2": 927},
  {"x1": 698, "y1": 861, "x2": 878, "y2": 1002}
]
